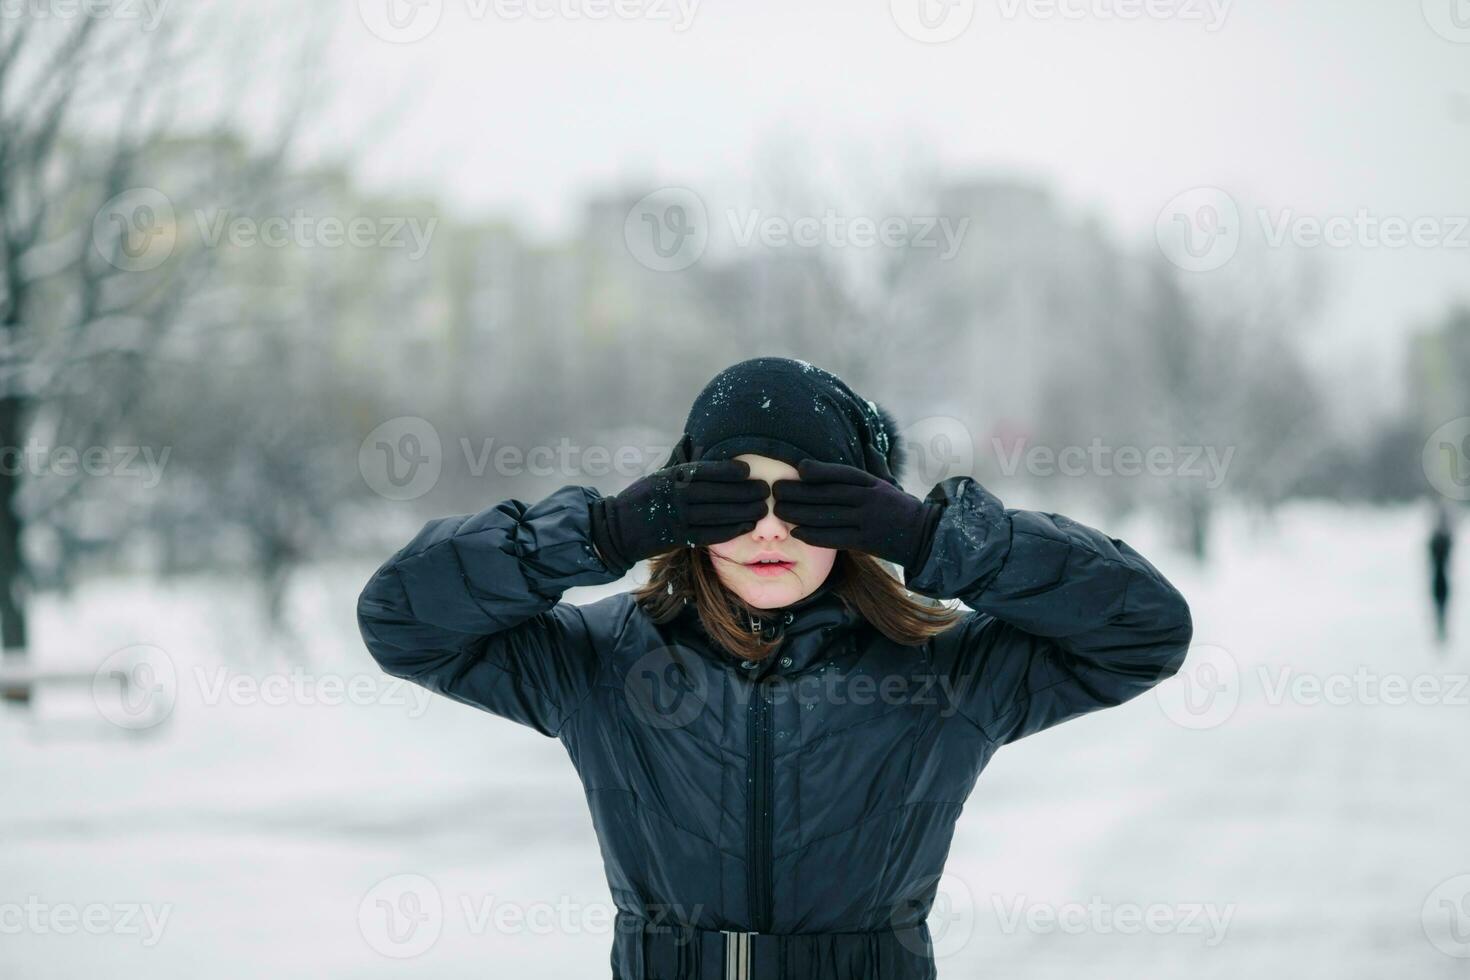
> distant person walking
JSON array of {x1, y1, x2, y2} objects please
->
[{"x1": 1429, "y1": 500, "x2": 1453, "y2": 645}]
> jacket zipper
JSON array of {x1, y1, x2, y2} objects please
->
[{"x1": 748, "y1": 672, "x2": 774, "y2": 934}]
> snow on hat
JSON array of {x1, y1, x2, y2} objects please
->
[{"x1": 659, "y1": 356, "x2": 907, "y2": 487}]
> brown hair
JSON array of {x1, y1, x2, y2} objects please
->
[{"x1": 631, "y1": 547, "x2": 963, "y2": 662}]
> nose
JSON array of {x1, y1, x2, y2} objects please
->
[{"x1": 750, "y1": 491, "x2": 790, "y2": 541}]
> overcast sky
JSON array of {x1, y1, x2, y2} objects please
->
[{"x1": 311, "y1": 0, "x2": 1470, "y2": 410}]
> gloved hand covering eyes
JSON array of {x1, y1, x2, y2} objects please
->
[
  {"x1": 588, "y1": 459, "x2": 771, "y2": 572},
  {"x1": 772, "y1": 458, "x2": 943, "y2": 571}
]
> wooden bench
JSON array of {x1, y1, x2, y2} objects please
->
[{"x1": 0, "y1": 659, "x2": 171, "y2": 729}]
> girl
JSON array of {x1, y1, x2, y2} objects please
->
[{"x1": 357, "y1": 356, "x2": 1193, "y2": 979}]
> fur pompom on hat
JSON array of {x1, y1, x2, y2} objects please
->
[{"x1": 660, "y1": 357, "x2": 908, "y2": 487}]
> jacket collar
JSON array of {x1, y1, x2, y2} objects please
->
[{"x1": 675, "y1": 576, "x2": 864, "y2": 676}]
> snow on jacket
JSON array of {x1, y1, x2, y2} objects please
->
[{"x1": 356, "y1": 475, "x2": 1194, "y2": 980}]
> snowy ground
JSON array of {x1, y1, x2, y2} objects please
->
[{"x1": 2, "y1": 502, "x2": 1467, "y2": 979}]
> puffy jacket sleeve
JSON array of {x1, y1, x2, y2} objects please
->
[
  {"x1": 907, "y1": 476, "x2": 1193, "y2": 746},
  {"x1": 356, "y1": 483, "x2": 628, "y2": 738}
]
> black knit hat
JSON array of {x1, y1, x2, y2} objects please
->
[{"x1": 660, "y1": 357, "x2": 907, "y2": 487}]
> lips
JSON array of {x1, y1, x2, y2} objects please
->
[{"x1": 744, "y1": 556, "x2": 795, "y2": 576}]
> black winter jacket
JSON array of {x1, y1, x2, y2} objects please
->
[{"x1": 356, "y1": 476, "x2": 1193, "y2": 979}]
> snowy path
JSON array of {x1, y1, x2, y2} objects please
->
[{"x1": 1, "y1": 503, "x2": 1466, "y2": 978}]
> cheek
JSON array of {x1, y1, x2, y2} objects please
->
[
  {"x1": 708, "y1": 542, "x2": 740, "y2": 564},
  {"x1": 798, "y1": 546, "x2": 837, "y2": 577},
  {"x1": 706, "y1": 543, "x2": 747, "y2": 577}
]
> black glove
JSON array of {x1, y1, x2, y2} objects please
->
[
  {"x1": 771, "y1": 458, "x2": 943, "y2": 570},
  {"x1": 588, "y1": 459, "x2": 771, "y2": 573}
]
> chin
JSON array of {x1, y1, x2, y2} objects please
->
[
  {"x1": 739, "y1": 585, "x2": 804, "y2": 609},
  {"x1": 727, "y1": 572, "x2": 808, "y2": 609}
]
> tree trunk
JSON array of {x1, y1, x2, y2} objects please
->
[{"x1": 0, "y1": 395, "x2": 30, "y2": 705}]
